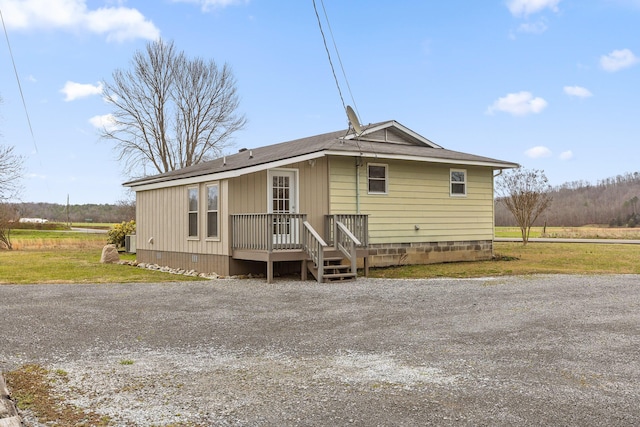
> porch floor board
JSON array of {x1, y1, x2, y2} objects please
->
[{"x1": 231, "y1": 249, "x2": 308, "y2": 263}]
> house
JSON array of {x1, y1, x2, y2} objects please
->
[{"x1": 124, "y1": 120, "x2": 518, "y2": 282}]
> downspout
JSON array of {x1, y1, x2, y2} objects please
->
[
  {"x1": 491, "y1": 169, "x2": 503, "y2": 255},
  {"x1": 355, "y1": 157, "x2": 362, "y2": 213}
]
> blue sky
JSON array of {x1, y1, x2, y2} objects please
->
[{"x1": 0, "y1": 0, "x2": 638, "y2": 204}]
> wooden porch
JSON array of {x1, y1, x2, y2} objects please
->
[{"x1": 231, "y1": 214, "x2": 369, "y2": 283}]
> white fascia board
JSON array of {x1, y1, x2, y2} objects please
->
[
  {"x1": 126, "y1": 151, "x2": 327, "y2": 192},
  {"x1": 343, "y1": 121, "x2": 442, "y2": 148},
  {"x1": 323, "y1": 150, "x2": 519, "y2": 169},
  {"x1": 126, "y1": 149, "x2": 518, "y2": 192}
]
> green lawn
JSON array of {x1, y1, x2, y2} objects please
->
[
  {"x1": 1, "y1": 229, "x2": 202, "y2": 284},
  {"x1": 0, "y1": 248, "x2": 203, "y2": 284},
  {"x1": 369, "y1": 241, "x2": 640, "y2": 279},
  {"x1": 3, "y1": 227, "x2": 640, "y2": 284}
]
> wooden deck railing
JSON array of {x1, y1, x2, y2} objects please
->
[
  {"x1": 334, "y1": 221, "x2": 361, "y2": 276},
  {"x1": 324, "y1": 214, "x2": 369, "y2": 247},
  {"x1": 232, "y1": 214, "x2": 369, "y2": 252},
  {"x1": 231, "y1": 213, "x2": 307, "y2": 251},
  {"x1": 302, "y1": 221, "x2": 327, "y2": 282}
]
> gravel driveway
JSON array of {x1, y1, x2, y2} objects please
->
[{"x1": 1, "y1": 275, "x2": 639, "y2": 426}]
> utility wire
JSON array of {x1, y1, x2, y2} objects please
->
[
  {"x1": 319, "y1": 0, "x2": 361, "y2": 122},
  {"x1": 1, "y1": 7, "x2": 39, "y2": 155},
  {"x1": 312, "y1": 0, "x2": 365, "y2": 153},
  {"x1": 312, "y1": 0, "x2": 346, "y2": 111}
]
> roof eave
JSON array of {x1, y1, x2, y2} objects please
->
[
  {"x1": 324, "y1": 150, "x2": 519, "y2": 169},
  {"x1": 125, "y1": 149, "x2": 518, "y2": 192},
  {"x1": 125, "y1": 150, "x2": 328, "y2": 192}
]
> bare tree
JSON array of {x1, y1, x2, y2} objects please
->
[
  {"x1": 0, "y1": 144, "x2": 24, "y2": 202},
  {"x1": 0, "y1": 145, "x2": 24, "y2": 250},
  {"x1": 0, "y1": 202, "x2": 19, "y2": 249},
  {"x1": 101, "y1": 38, "x2": 247, "y2": 177},
  {"x1": 496, "y1": 167, "x2": 553, "y2": 245},
  {"x1": 1, "y1": 93, "x2": 26, "y2": 249}
]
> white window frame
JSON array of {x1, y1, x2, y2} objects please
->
[
  {"x1": 368, "y1": 163, "x2": 388, "y2": 195},
  {"x1": 450, "y1": 169, "x2": 467, "y2": 197},
  {"x1": 206, "y1": 182, "x2": 220, "y2": 240},
  {"x1": 187, "y1": 186, "x2": 199, "y2": 239},
  {"x1": 267, "y1": 168, "x2": 299, "y2": 214}
]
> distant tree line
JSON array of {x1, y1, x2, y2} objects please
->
[
  {"x1": 496, "y1": 171, "x2": 640, "y2": 227},
  {"x1": 13, "y1": 201, "x2": 135, "y2": 224}
]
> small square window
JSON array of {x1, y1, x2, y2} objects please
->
[
  {"x1": 450, "y1": 169, "x2": 467, "y2": 196},
  {"x1": 368, "y1": 164, "x2": 387, "y2": 194}
]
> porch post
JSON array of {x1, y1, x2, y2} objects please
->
[{"x1": 267, "y1": 260, "x2": 274, "y2": 283}]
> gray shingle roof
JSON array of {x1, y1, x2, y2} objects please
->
[{"x1": 124, "y1": 120, "x2": 518, "y2": 187}]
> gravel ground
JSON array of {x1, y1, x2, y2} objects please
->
[{"x1": 1, "y1": 275, "x2": 639, "y2": 426}]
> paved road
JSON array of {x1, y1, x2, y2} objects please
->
[
  {"x1": 1, "y1": 276, "x2": 639, "y2": 426},
  {"x1": 496, "y1": 237, "x2": 640, "y2": 244}
]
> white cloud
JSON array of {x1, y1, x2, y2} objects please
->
[
  {"x1": 507, "y1": 0, "x2": 561, "y2": 17},
  {"x1": 559, "y1": 150, "x2": 573, "y2": 160},
  {"x1": 486, "y1": 91, "x2": 548, "y2": 116},
  {"x1": 170, "y1": 0, "x2": 249, "y2": 12},
  {"x1": 25, "y1": 172, "x2": 48, "y2": 180},
  {"x1": 517, "y1": 19, "x2": 548, "y2": 34},
  {"x1": 60, "y1": 81, "x2": 103, "y2": 101},
  {"x1": 563, "y1": 85, "x2": 593, "y2": 98},
  {"x1": 525, "y1": 146, "x2": 553, "y2": 159},
  {"x1": 600, "y1": 49, "x2": 639, "y2": 72},
  {"x1": 89, "y1": 114, "x2": 118, "y2": 132},
  {"x1": 0, "y1": 0, "x2": 159, "y2": 42}
]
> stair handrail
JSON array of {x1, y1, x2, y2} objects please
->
[
  {"x1": 302, "y1": 221, "x2": 327, "y2": 283},
  {"x1": 334, "y1": 220, "x2": 361, "y2": 276}
]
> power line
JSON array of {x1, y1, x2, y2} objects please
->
[
  {"x1": 318, "y1": 0, "x2": 361, "y2": 120},
  {"x1": 312, "y1": 0, "x2": 346, "y2": 111},
  {"x1": 1, "y1": 7, "x2": 39, "y2": 155}
]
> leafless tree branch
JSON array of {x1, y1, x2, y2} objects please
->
[
  {"x1": 496, "y1": 167, "x2": 553, "y2": 245},
  {"x1": 100, "y1": 39, "x2": 246, "y2": 178}
]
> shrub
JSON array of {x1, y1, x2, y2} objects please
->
[{"x1": 107, "y1": 220, "x2": 136, "y2": 248}]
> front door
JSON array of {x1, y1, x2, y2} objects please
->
[{"x1": 269, "y1": 169, "x2": 298, "y2": 245}]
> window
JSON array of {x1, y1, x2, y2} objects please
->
[
  {"x1": 206, "y1": 183, "x2": 219, "y2": 238},
  {"x1": 368, "y1": 164, "x2": 387, "y2": 194},
  {"x1": 188, "y1": 187, "x2": 198, "y2": 237},
  {"x1": 450, "y1": 169, "x2": 467, "y2": 196}
]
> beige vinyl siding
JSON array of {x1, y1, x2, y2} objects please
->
[
  {"x1": 328, "y1": 156, "x2": 358, "y2": 213},
  {"x1": 228, "y1": 157, "x2": 329, "y2": 231},
  {"x1": 228, "y1": 170, "x2": 268, "y2": 214},
  {"x1": 329, "y1": 156, "x2": 495, "y2": 244},
  {"x1": 136, "y1": 180, "x2": 230, "y2": 256},
  {"x1": 295, "y1": 158, "x2": 329, "y2": 230}
]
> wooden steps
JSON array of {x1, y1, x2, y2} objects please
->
[{"x1": 308, "y1": 255, "x2": 357, "y2": 283}]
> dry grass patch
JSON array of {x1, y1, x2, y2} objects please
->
[
  {"x1": 496, "y1": 226, "x2": 640, "y2": 240},
  {"x1": 5, "y1": 364, "x2": 112, "y2": 426}
]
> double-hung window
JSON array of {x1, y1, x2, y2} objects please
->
[
  {"x1": 207, "y1": 183, "x2": 219, "y2": 239},
  {"x1": 450, "y1": 169, "x2": 467, "y2": 197},
  {"x1": 188, "y1": 187, "x2": 199, "y2": 237},
  {"x1": 368, "y1": 163, "x2": 388, "y2": 194}
]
